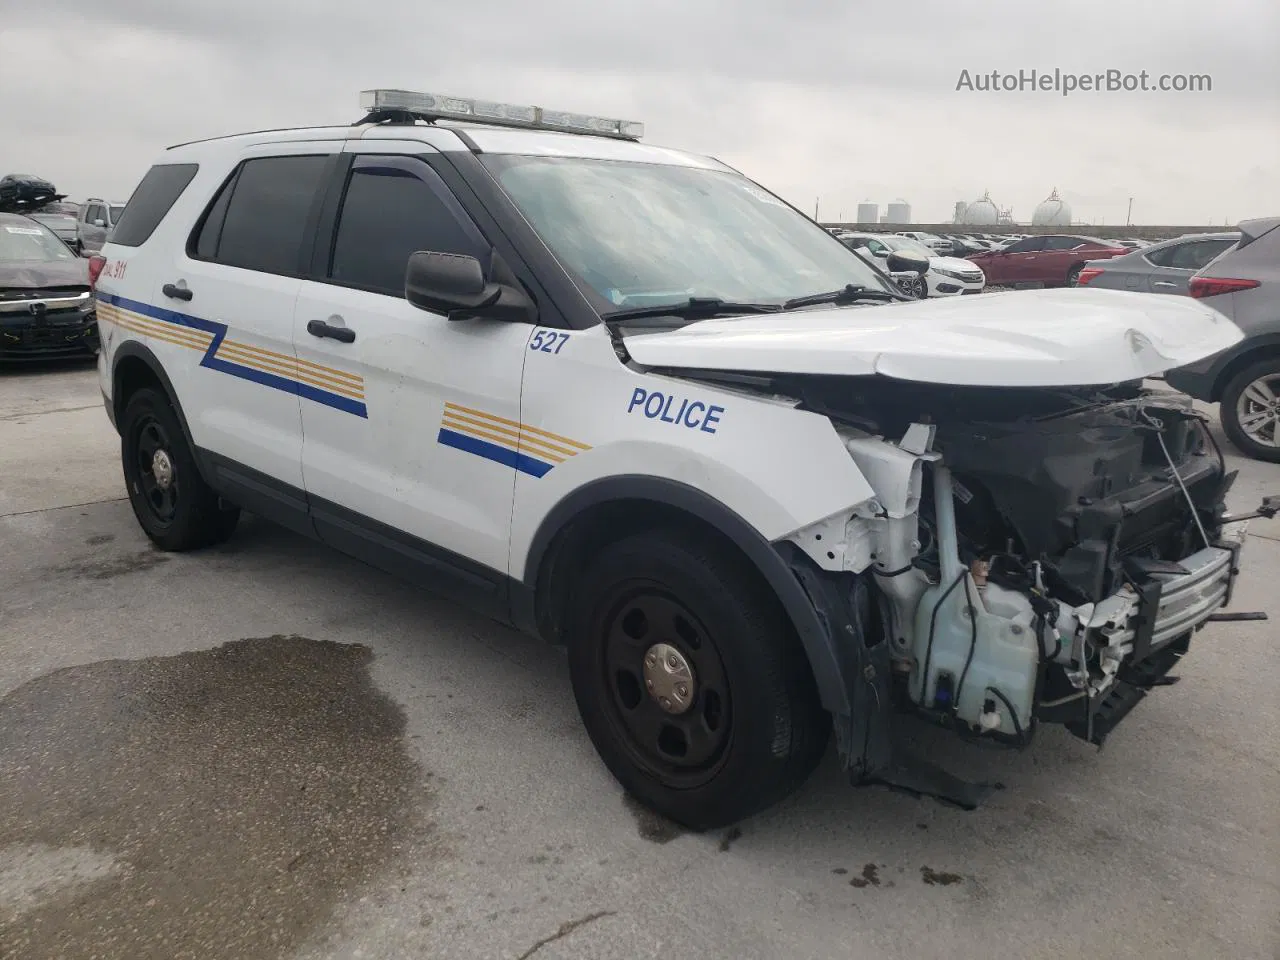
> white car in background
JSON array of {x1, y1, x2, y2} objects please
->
[
  {"x1": 897, "y1": 230, "x2": 953, "y2": 252},
  {"x1": 838, "y1": 232, "x2": 986, "y2": 297}
]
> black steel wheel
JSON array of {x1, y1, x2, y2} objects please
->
[
  {"x1": 120, "y1": 387, "x2": 240, "y2": 550},
  {"x1": 599, "y1": 589, "x2": 733, "y2": 788},
  {"x1": 567, "y1": 528, "x2": 829, "y2": 830},
  {"x1": 132, "y1": 416, "x2": 181, "y2": 525}
]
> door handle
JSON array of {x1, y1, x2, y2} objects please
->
[
  {"x1": 162, "y1": 282, "x2": 193, "y2": 301},
  {"x1": 1152, "y1": 281, "x2": 1178, "y2": 288},
  {"x1": 307, "y1": 317, "x2": 356, "y2": 344}
]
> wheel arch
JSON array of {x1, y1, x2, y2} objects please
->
[
  {"x1": 111, "y1": 343, "x2": 201, "y2": 464},
  {"x1": 515, "y1": 475, "x2": 852, "y2": 715},
  {"x1": 1210, "y1": 335, "x2": 1280, "y2": 402}
]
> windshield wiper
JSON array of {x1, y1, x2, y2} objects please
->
[
  {"x1": 602, "y1": 297, "x2": 784, "y2": 322},
  {"x1": 782, "y1": 284, "x2": 907, "y2": 310}
]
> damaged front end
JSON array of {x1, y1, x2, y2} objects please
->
[{"x1": 781, "y1": 378, "x2": 1256, "y2": 805}]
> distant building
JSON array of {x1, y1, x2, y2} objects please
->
[
  {"x1": 856, "y1": 202, "x2": 878, "y2": 225},
  {"x1": 961, "y1": 190, "x2": 1000, "y2": 226},
  {"x1": 879, "y1": 214, "x2": 889, "y2": 224},
  {"x1": 886, "y1": 201, "x2": 911, "y2": 224},
  {"x1": 1032, "y1": 187, "x2": 1072, "y2": 226},
  {"x1": 954, "y1": 201, "x2": 968, "y2": 224}
]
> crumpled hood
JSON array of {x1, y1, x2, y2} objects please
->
[
  {"x1": 0, "y1": 258, "x2": 88, "y2": 290},
  {"x1": 620, "y1": 288, "x2": 1244, "y2": 387}
]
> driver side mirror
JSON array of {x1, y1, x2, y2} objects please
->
[
  {"x1": 93, "y1": 219, "x2": 105, "y2": 227},
  {"x1": 870, "y1": 247, "x2": 888, "y2": 258},
  {"x1": 405, "y1": 251, "x2": 536, "y2": 323},
  {"x1": 886, "y1": 250, "x2": 929, "y2": 275}
]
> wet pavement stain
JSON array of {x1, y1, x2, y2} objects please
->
[
  {"x1": 0, "y1": 635, "x2": 424, "y2": 960},
  {"x1": 622, "y1": 794, "x2": 684, "y2": 844},
  {"x1": 920, "y1": 866, "x2": 965, "y2": 886},
  {"x1": 718, "y1": 826, "x2": 743, "y2": 852},
  {"x1": 49, "y1": 549, "x2": 169, "y2": 581},
  {"x1": 83, "y1": 534, "x2": 115, "y2": 546},
  {"x1": 849, "y1": 863, "x2": 882, "y2": 889}
]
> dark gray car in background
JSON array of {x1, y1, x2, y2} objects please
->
[
  {"x1": 1075, "y1": 232, "x2": 1240, "y2": 296},
  {"x1": 1163, "y1": 217, "x2": 1280, "y2": 461}
]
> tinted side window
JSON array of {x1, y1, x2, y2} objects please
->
[
  {"x1": 1044, "y1": 236, "x2": 1083, "y2": 251},
  {"x1": 110, "y1": 164, "x2": 199, "y2": 247},
  {"x1": 205, "y1": 155, "x2": 328, "y2": 277},
  {"x1": 1144, "y1": 243, "x2": 1179, "y2": 267},
  {"x1": 1006, "y1": 237, "x2": 1044, "y2": 253},
  {"x1": 192, "y1": 170, "x2": 239, "y2": 261},
  {"x1": 1178, "y1": 238, "x2": 1237, "y2": 269},
  {"x1": 329, "y1": 157, "x2": 489, "y2": 296}
]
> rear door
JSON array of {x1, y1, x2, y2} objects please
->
[
  {"x1": 1144, "y1": 238, "x2": 1239, "y2": 295},
  {"x1": 292, "y1": 142, "x2": 535, "y2": 601},
  {"x1": 161, "y1": 143, "x2": 340, "y2": 525}
]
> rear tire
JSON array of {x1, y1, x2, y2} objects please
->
[
  {"x1": 1220, "y1": 359, "x2": 1280, "y2": 463},
  {"x1": 1066, "y1": 264, "x2": 1084, "y2": 286},
  {"x1": 565, "y1": 528, "x2": 829, "y2": 830},
  {"x1": 120, "y1": 388, "x2": 240, "y2": 550}
]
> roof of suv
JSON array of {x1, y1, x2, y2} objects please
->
[{"x1": 164, "y1": 121, "x2": 731, "y2": 170}]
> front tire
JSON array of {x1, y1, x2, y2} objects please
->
[
  {"x1": 566, "y1": 528, "x2": 829, "y2": 830},
  {"x1": 121, "y1": 388, "x2": 240, "y2": 550},
  {"x1": 899, "y1": 275, "x2": 927, "y2": 299},
  {"x1": 1220, "y1": 359, "x2": 1280, "y2": 462}
]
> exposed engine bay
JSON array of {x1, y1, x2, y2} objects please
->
[{"x1": 779, "y1": 376, "x2": 1249, "y2": 754}]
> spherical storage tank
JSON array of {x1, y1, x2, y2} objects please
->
[
  {"x1": 962, "y1": 191, "x2": 1000, "y2": 226},
  {"x1": 1032, "y1": 188, "x2": 1072, "y2": 226}
]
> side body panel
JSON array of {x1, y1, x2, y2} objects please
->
[{"x1": 510, "y1": 324, "x2": 878, "y2": 582}]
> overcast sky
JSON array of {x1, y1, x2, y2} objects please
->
[{"x1": 3, "y1": 0, "x2": 1277, "y2": 226}]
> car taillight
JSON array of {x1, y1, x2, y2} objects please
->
[
  {"x1": 88, "y1": 255, "x2": 107, "y2": 292},
  {"x1": 1075, "y1": 267, "x2": 1104, "y2": 286},
  {"x1": 1189, "y1": 276, "x2": 1260, "y2": 298}
]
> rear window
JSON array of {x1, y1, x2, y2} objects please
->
[
  {"x1": 191, "y1": 155, "x2": 329, "y2": 277},
  {"x1": 110, "y1": 163, "x2": 199, "y2": 247}
]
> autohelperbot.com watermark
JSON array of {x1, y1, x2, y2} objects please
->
[{"x1": 955, "y1": 68, "x2": 1212, "y2": 96}]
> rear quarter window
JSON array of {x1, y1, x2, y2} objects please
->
[{"x1": 110, "y1": 163, "x2": 199, "y2": 247}]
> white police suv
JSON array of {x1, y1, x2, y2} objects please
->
[{"x1": 94, "y1": 89, "x2": 1261, "y2": 827}]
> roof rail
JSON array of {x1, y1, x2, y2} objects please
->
[{"x1": 356, "y1": 89, "x2": 644, "y2": 141}]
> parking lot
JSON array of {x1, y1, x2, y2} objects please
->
[{"x1": 1, "y1": 362, "x2": 1277, "y2": 960}]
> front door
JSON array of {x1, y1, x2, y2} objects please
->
[{"x1": 293, "y1": 147, "x2": 533, "y2": 607}]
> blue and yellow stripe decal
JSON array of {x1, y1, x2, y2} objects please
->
[
  {"x1": 96, "y1": 293, "x2": 367, "y2": 418},
  {"x1": 437, "y1": 402, "x2": 590, "y2": 478}
]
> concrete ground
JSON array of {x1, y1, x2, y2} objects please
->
[{"x1": 1, "y1": 362, "x2": 1277, "y2": 960}]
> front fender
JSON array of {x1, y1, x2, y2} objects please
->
[{"x1": 518, "y1": 473, "x2": 860, "y2": 715}]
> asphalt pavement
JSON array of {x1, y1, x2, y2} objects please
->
[{"x1": 1, "y1": 363, "x2": 1277, "y2": 960}]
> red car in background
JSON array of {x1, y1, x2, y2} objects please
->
[{"x1": 967, "y1": 235, "x2": 1129, "y2": 288}]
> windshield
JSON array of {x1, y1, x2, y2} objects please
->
[
  {"x1": 880, "y1": 235, "x2": 934, "y2": 257},
  {"x1": 0, "y1": 220, "x2": 75, "y2": 262},
  {"x1": 480, "y1": 155, "x2": 895, "y2": 311}
]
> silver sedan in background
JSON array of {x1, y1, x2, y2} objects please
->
[{"x1": 1074, "y1": 231, "x2": 1239, "y2": 295}]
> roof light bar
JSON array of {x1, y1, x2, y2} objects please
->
[{"x1": 359, "y1": 89, "x2": 644, "y2": 140}]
